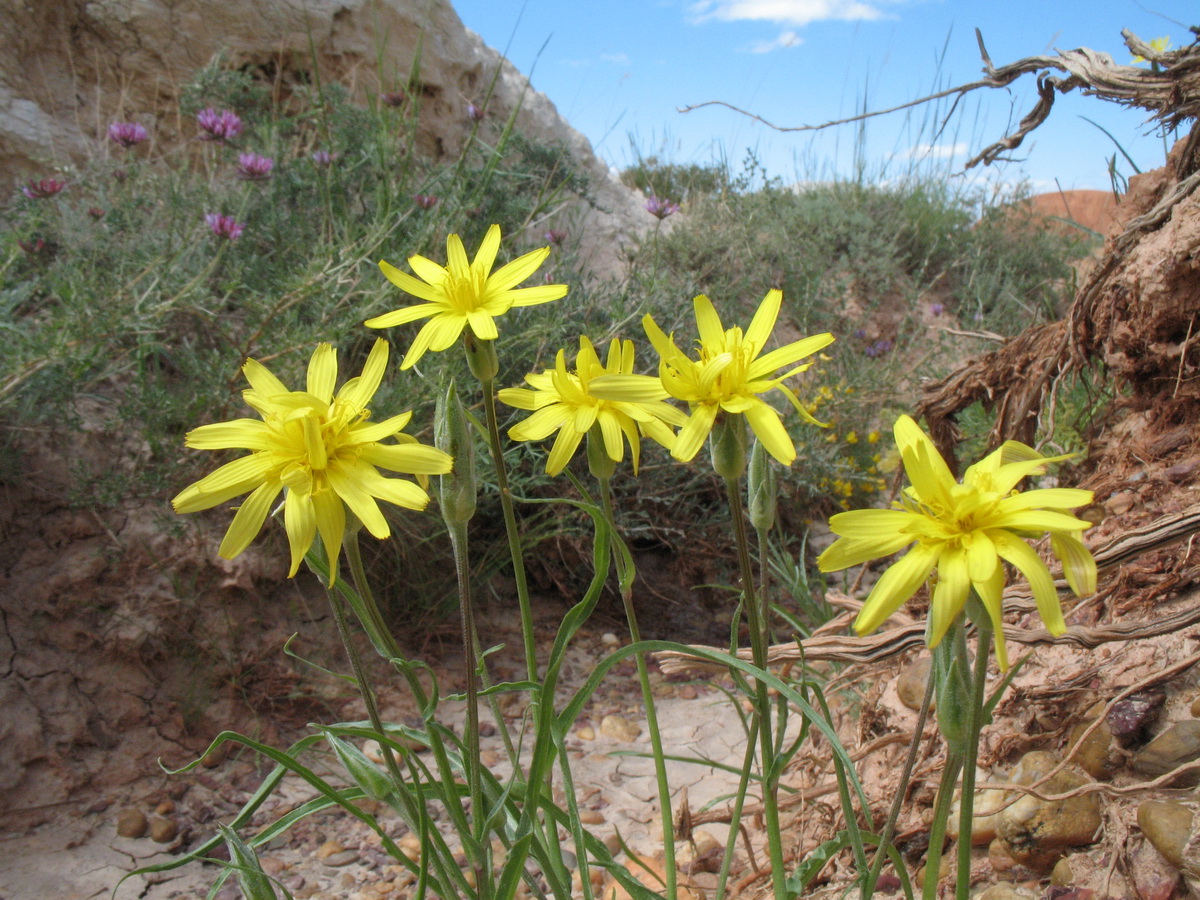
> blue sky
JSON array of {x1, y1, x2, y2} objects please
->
[{"x1": 453, "y1": 0, "x2": 1196, "y2": 195}]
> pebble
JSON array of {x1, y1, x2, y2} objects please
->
[
  {"x1": 995, "y1": 750, "x2": 1103, "y2": 872},
  {"x1": 149, "y1": 817, "x2": 178, "y2": 843},
  {"x1": 1068, "y1": 705, "x2": 1118, "y2": 779},
  {"x1": 1104, "y1": 492, "x2": 1136, "y2": 516},
  {"x1": 1190, "y1": 694, "x2": 1200, "y2": 718},
  {"x1": 974, "y1": 883, "x2": 1036, "y2": 900},
  {"x1": 600, "y1": 632, "x2": 620, "y2": 647},
  {"x1": 947, "y1": 767, "x2": 1006, "y2": 845},
  {"x1": 115, "y1": 808, "x2": 147, "y2": 838},
  {"x1": 896, "y1": 656, "x2": 934, "y2": 711},
  {"x1": 1132, "y1": 721, "x2": 1200, "y2": 785},
  {"x1": 604, "y1": 855, "x2": 703, "y2": 900},
  {"x1": 1131, "y1": 839, "x2": 1182, "y2": 900},
  {"x1": 480, "y1": 750, "x2": 500, "y2": 766},
  {"x1": 677, "y1": 684, "x2": 698, "y2": 700},
  {"x1": 578, "y1": 809, "x2": 605, "y2": 825},
  {"x1": 316, "y1": 839, "x2": 346, "y2": 860},
  {"x1": 915, "y1": 854, "x2": 951, "y2": 890},
  {"x1": 1138, "y1": 800, "x2": 1193, "y2": 869},
  {"x1": 1049, "y1": 857, "x2": 1074, "y2": 886},
  {"x1": 576, "y1": 725, "x2": 596, "y2": 741},
  {"x1": 600, "y1": 714, "x2": 642, "y2": 743},
  {"x1": 200, "y1": 742, "x2": 227, "y2": 768},
  {"x1": 323, "y1": 849, "x2": 360, "y2": 868},
  {"x1": 260, "y1": 856, "x2": 287, "y2": 876},
  {"x1": 1107, "y1": 691, "x2": 1164, "y2": 744},
  {"x1": 155, "y1": 799, "x2": 175, "y2": 815}
]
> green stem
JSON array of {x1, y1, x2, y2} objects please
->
[
  {"x1": 724, "y1": 475, "x2": 787, "y2": 900},
  {"x1": 325, "y1": 579, "x2": 407, "y2": 797},
  {"x1": 345, "y1": 531, "x2": 401, "y2": 658},
  {"x1": 447, "y1": 520, "x2": 487, "y2": 898},
  {"x1": 480, "y1": 376, "x2": 538, "y2": 683},
  {"x1": 864, "y1": 660, "x2": 936, "y2": 897},
  {"x1": 922, "y1": 748, "x2": 964, "y2": 900},
  {"x1": 598, "y1": 477, "x2": 675, "y2": 898},
  {"x1": 955, "y1": 613, "x2": 993, "y2": 900},
  {"x1": 713, "y1": 715, "x2": 761, "y2": 900}
]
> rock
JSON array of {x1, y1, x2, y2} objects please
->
[
  {"x1": 600, "y1": 632, "x2": 620, "y2": 647},
  {"x1": 322, "y1": 850, "x2": 361, "y2": 868},
  {"x1": 678, "y1": 684, "x2": 698, "y2": 700},
  {"x1": 947, "y1": 767, "x2": 1006, "y2": 845},
  {"x1": 1131, "y1": 839, "x2": 1182, "y2": 900},
  {"x1": 316, "y1": 839, "x2": 346, "y2": 860},
  {"x1": 200, "y1": 742, "x2": 228, "y2": 768},
  {"x1": 896, "y1": 656, "x2": 935, "y2": 711},
  {"x1": 115, "y1": 808, "x2": 147, "y2": 838},
  {"x1": 148, "y1": 816, "x2": 178, "y2": 843},
  {"x1": 260, "y1": 856, "x2": 287, "y2": 876},
  {"x1": 576, "y1": 725, "x2": 596, "y2": 741},
  {"x1": 155, "y1": 799, "x2": 175, "y2": 815},
  {"x1": 974, "y1": 883, "x2": 1036, "y2": 900},
  {"x1": 1050, "y1": 857, "x2": 1074, "y2": 886},
  {"x1": 915, "y1": 854, "x2": 951, "y2": 890},
  {"x1": 1132, "y1": 721, "x2": 1200, "y2": 785},
  {"x1": 398, "y1": 833, "x2": 421, "y2": 863},
  {"x1": 988, "y1": 838, "x2": 1016, "y2": 873},
  {"x1": 1068, "y1": 706, "x2": 1118, "y2": 779},
  {"x1": 1107, "y1": 691, "x2": 1164, "y2": 745},
  {"x1": 578, "y1": 809, "x2": 605, "y2": 825},
  {"x1": 603, "y1": 855, "x2": 703, "y2": 900},
  {"x1": 995, "y1": 750, "x2": 1103, "y2": 872},
  {"x1": 1190, "y1": 694, "x2": 1200, "y2": 718},
  {"x1": 599, "y1": 714, "x2": 641, "y2": 743},
  {"x1": 1104, "y1": 492, "x2": 1137, "y2": 516},
  {"x1": 1138, "y1": 800, "x2": 1193, "y2": 869}
]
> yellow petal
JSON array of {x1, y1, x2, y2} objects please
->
[
  {"x1": 1051, "y1": 532, "x2": 1098, "y2": 596},
  {"x1": 546, "y1": 425, "x2": 584, "y2": 475},
  {"x1": 378, "y1": 259, "x2": 444, "y2": 303},
  {"x1": 749, "y1": 332, "x2": 835, "y2": 380},
  {"x1": 217, "y1": 481, "x2": 283, "y2": 560},
  {"x1": 350, "y1": 412, "x2": 414, "y2": 443},
  {"x1": 992, "y1": 530, "x2": 1066, "y2": 635},
  {"x1": 364, "y1": 302, "x2": 440, "y2": 329},
  {"x1": 507, "y1": 284, "x2": 569, "y2": 308},
  {"x1": 672, "y1": 402, "x2": 718, "y2": 462},
  {"x1": 445, "y1": 232, "x2": 470, "y2": 277},
  {"x1": 312, "y1": 485, "x2": 346, "y2": 583},
  {"x1": 817, "y1": 533, "x2": 915, "y2": 571},
  {"x1": 283, "y1": 489, "x2": 317, "y2": 576},
  {"x1": 242, "y1": 357, "x2": 289, "y2": 398},
  {"x1": 306, "y1": 343, "x2": 337, "y2": 401},
  {"x1": 854, "y1": 543, "x2": 940, "y2": 635},
  {"x1": 338, "y1": 339, "x2": 389, "y2": 409},
  {"x1": 173, "y1": 454, "x2": 273, "y2": 512},
  {"x1": 743, "y1": 400, "x2": 795, "y2": 465},
  {"x1": 326, "y1": 463, "x2": 390, "y2": 539},
  {"x1": 467, "y1": 309, "x2": 499, "y2": 340},
  {"x1": 185, "y1": 419, "x2": 275, "y2": 450},
  {"x1": 509, "y1": 405, "x2": 571, "y2": 441},
  {"x1": 359, "y1": 443, "x2": 453, "y2": 475},
  {"x1": 693, "y1": 295, "x2": 725, "y2": 350},
  {"x1": 745, "y1": 290, "x2": 782, "y2": 350},
  {"x1": 472, "y1": 224, "x2": 502, "y2": 275},
  {"x1": 928, "y1": 545, "x2": 969, "y2": 649},
  {"x1": 973, "y1": 564, "x2": 1010, "y2": 670},
  {"x1": 489, "y1": 247, "x2": 551, "y2": 293}
]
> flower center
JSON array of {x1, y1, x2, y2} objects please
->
[{"x1": 445, "y1": 268, "x2": 489, "y2": 312}]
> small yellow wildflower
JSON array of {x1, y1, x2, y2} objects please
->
[
  {"x1": 498, "y1": 336, "x2": 685, "y2": 475},
  {"x1": 367, "y1": 225, "x2": 567, "y2": 370},
  {"x1": 817, "y1": 414, "x2": 1096, "y2": 669},
  {"x1": 845, "y1": 430, "x2": 859, "y2": 444},
  {"x1": 1133, "y1": 36, "x2": 1171, "y2": 63},
  {"x1": 590, "y1": 290, "x2": 834, "y2": 465},
  {"x1": 172, "y1": 340, "x2": 452, "y2": 579},
  {"x1": 867, "y1": 431, "x2": 880, "y2": 444}
]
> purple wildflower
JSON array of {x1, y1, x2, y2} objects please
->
[
  {"x1": 413, "y1": 194, "x2": 438, "y2": 210},
  {"x1": 644, "y1": 195, "x2": 680, "y2": 220},
  {"x1": 18, "y1": 238, "x2": 46, "y2": 255},
  {"x1": 310, "y1": 150, "x2": 335, "y2": 167},
  {"x1": 544, "y1": 229, "x2": 567, "y2": 246},
  {"x1": 197, "y1": 108, "x2": 243, "y2": 142},
  {"x1": 380, "y1": 91, "x2": 407, "y2": 108},
  {"x1": 236, "y1": 153, "x2": 274, "y2": 180},
  {"x1": 852, "y1": 328, "x2": 868, "y2": 341},
  {"x1": 467, "y1": 102, "x2": 484, "y2": 122},
  {"x1": 88, "y1": 207, "x2": 106, "y2": 219},
  {"x1": 205, "y1": 213, "x2": 244, "y2": 241},
  {"x1": 108, "y1": 121, "x2": 148, "y2": 148},
  {"x1": 22, "y1": 178, "x2": 67, "y2": 200},
  {"x1": 865, "y1": 339, "x2": 894, "y2": 358},
  {"x1": 930, "y1": 302, "x2": 945, "y2": 316}
]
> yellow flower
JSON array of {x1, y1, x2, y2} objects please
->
[
  {"x1": 172, "y1": 340, "x2": 452, "y2": 579},
  {"x1": 1133, "y1": 36, "x2": 1171, "y2": 62},
  {"x1": 817, "y1": 414, "x2": 1096, "y2": 669},
  {"x1": 591, "y1": 290, "x2": 834, "y2": 464},
  {"x1": 498, "y1": 336, "x2": 686, "y2": 475},
  {"x1": 366, "y1": 224, "x2": 568, "y2": 370},
  {"x1": 845, "y1": 430, "x2": 858, "y2": 444}
]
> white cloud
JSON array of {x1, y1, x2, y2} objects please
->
[
  {"x1": 748, "y1": 29, "x2": 803, "y2": 52},
  {"x1": 900, "y1": 142, "x2": 968, "y2": 160},
  {"x1": 691, "y1": 0, "x2": 891, "y2": 27},
  {"x1": 600, "y1": 52, "x2": 630, "y2": 65}
]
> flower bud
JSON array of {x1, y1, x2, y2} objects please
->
[
  {"x1": 586, "y1": 424, "x2": 616, "y2": 482},
  {"x1": 464, "y1": 327, "x2": 499, "y2": 382},
  {"x1": 435, "y1": 381, "x2": 477, "y2": 525},
  {"x1": 747, "y1": 439, "x2": 777, "y2": 531},
  {"x1": 710, "y1": 413, "x2": 747, "y2": 481}
]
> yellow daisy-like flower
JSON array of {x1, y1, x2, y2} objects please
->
[
  {"x1": 172, "y1": 339, "x2": 452, "y2": 579},
  {"x1": 498, "y1": 335, "x2": 687, "y2": 475},
  {"x1": 817, "y1": 414, "x2": 1097, "y2": 669},
  {"x1": 366, "y1": 224, "x2": 568, "y2": 370},
  {"x1": 592, "y1": 290, "x2": 834, "y2": 465}
]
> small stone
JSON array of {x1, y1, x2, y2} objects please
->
[
  {"x1": 261, "y1": 856, "x2": 288, "y2": 876},
  {"x1": 948, "y1": 767, "x2": 1006, "y2": 845},
  {"x1": 479, "y1": 722, "x2": 496, "y2": 738},
  {"x1": 600, "y1": 632, "x2": 619, "y2": 647},
  {"x1": 316, "y1": 839, "x2": 346, "y2": 860},
  {"x1": 1104, "y1": 492, "x2": 1136, "y2": 516},
  {"x1": 398, "y1": 833, "x2": 421, "y2": 863},
  {"x1": 896, "y1": 656, "x2": 934, "y2": 711},
  {"x1": 1068, "y1": 707, "x2": 1118, "y2": 779},
  {"x1": 1050, "y1": 857, "x2": 1074, "y2": 886},
  {"x1": 1107, "y1": 691, "x2": 1164, "y2": 745},
  {"x1": 576, "y1": 726, "x2": 596, "y2": 741},
  {"x1": 1132, "y1": 721, "x2": 1200, "y2": 785},
  {"x1": 995, "y1": 751, "x2": 1103, "y2": 872},
  {"x1": 480, "y1": 750, "x2": 500, "y2": 766},
  {"x1": 974, "y1": 883, "x2": 1036, "y2": 900},
  {"x1": 200, "y1": 742, "x2": 227, "y2": 768},
  {"x1": 1138, "y1": 800, "x2": 1193, "y2": 868},
  {"x1": 578, "y1": 809, "x2": 605, "y2": 825},
  {"x1": 677, "y1": 684, "x2": 698, "y2": 700},
  {"x1": 323, "y1": 849, "x2": 360, "y2": 867},
  {"x1": 155, "y1": 799, "x2": 175, "y2": 815},
  {"x1": 915, "y1": 854, "x2": 951, "y2": 890},
  {"x1": 116, "y1": 808, "x2": 147, "y2": 838},
  {"x1": 988, "y1": 837, "x2": 1015, "y2": 872},
  {"x1": 1132, "y1": 839, "x2": 1182, "y2": 900},
  {"x1": 600, "y1": 714, "x2": 642, "y2": 743},
  {"x1": 1190, "y1": 695, "x2": 1200, "y2": 718},
  {"x1": 149, "y1": 817, "x2": 178, "y2": 843}
]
